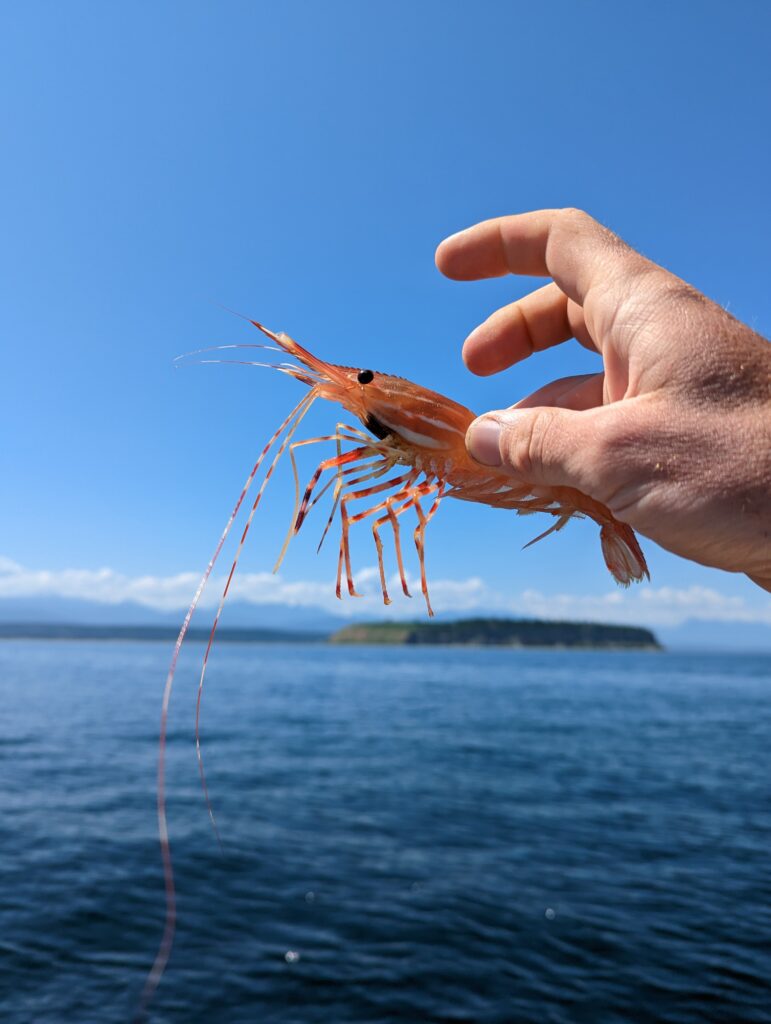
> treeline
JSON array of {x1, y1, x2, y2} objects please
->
[{"x1": 329, "y1": 617, "x2": 661, "y2": 649}]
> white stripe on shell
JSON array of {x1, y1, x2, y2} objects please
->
[{"x1": 375, "y1": 412, "x2": 463, "y2": 450}]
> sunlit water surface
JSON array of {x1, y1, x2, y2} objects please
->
[{"x1": 1, "y1": 641, "x2": 769, "y2": 1023}]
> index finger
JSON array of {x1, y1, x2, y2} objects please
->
[{"x1": 435, "y1": 208, "x2": 648, "y2": 306}]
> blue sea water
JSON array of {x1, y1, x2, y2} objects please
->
[{"x1": 0, "y1": 641, "x2": 769, "y2": 1023}]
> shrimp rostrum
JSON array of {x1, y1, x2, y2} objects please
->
[{"x1": 235, "y1": 319, "x2": 649, "y2": 616}]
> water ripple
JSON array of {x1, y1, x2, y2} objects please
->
[{"x1": 0, "y1": 642, "x2": 769, "y2": 1022}]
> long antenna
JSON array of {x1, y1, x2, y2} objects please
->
[{"x1": 137, "y1": 390, "x2": 313, "y2": 1020}]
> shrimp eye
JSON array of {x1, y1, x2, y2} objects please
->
[{"x1": 357, "y1": 369, "x2": 374, "y2": 385}]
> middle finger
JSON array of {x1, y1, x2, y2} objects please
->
[{"x1": 462, "y1": 282, "x2": 596, "y2": 376}]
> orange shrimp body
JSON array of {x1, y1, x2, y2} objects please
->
[{"x1": 255, "y1": 320, "x2": 649, "y2": 615}]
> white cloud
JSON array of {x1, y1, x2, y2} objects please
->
[
  {"x1": 0, "y1": 555, "x2": 488, "y2": 618},
  {"x1": 0, "y1": 555, "x2": 769, "y2": 628}
]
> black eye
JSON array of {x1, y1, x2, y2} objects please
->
[{"x1": 357, "y1": 369, "x2": 374, "y2": 385}]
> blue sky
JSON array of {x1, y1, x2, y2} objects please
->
[{"x1": 2, "y1": 2, "x2": 770, "y2": 633}]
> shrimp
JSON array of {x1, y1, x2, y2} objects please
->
[
  {"x1": 249, "y1": 319, "x2": 649, "y2": 610},
  {"x1": 139, "y1": 319, "x2": 649, "y2": 1016}
]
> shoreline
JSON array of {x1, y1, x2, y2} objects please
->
[{"x1": 0, "y1": 619, "x2": 661, "y2": 651}]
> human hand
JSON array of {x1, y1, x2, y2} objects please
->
[{"x1": 435, "y1": 209, "x2": 771, "y2": 590}]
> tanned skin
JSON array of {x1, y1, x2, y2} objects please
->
[{"x1": 436, "y1": 209, "x2": 771, "y2": 590}]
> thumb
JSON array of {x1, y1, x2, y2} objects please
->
[{"x1": 466, "y1": 405, "x2": 618, "y2": 495}]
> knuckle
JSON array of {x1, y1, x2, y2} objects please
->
[
  {"x1": 548, "y1": 209, "x2": 604, "y2": 284},
  {"x1": 591, "y1": 416, "x2": 625, "y2": 468},
  {"x1": 589, "y1": 411, "x2": 649, "y2": 506},
  {"x1": 500, "y1": 410, "x2": 557, "y2": 481},
  {"x1": 558, "y1": 206, "x2": 592, "y2": 228},
  {"x1": 550, "y1": 208, "x2": 594, "y2": 252},
  {"x1": 557, "y1": 208, "x2": 610, "y2": 249},
  {"x1": 595, "y1": 406, "x2": 644, "y2": 459},
  {"x1": 656, "y1": 277, "x2": 713, "y2": 320}
]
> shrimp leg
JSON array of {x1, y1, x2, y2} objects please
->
[
  {"x1": 336, "y1": 471, "x2": 419, "y2": 597},
  {"x1": 295, "y1": 445, "x2": 374, "y2": 533},
  {"x1": 359, "y1": 478, "x2": 443, "y2": 613},
  {"x1": 273, "y1": 425, "x2": 374, "y2": 572},
  {"x1": 412, "y1": 480, "x2": 445, "y2": 616},
  {"x1": 343, "y1": 472, "x2": 430, "y2": 602},
  {"x1": 372, "y1": 493, "x2": 415, "y2": 602},
  {"x1": 303, "y1": 426, "x2": 394, "y2": 556},
  {"x1": 522, "y1": 513, "x2": 572, "y2": 549},
  {"x1": 314, "y1": 455, "x2": 393, "y2": 554}
]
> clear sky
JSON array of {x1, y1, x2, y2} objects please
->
[{"x1": 2, "y1": 1, "x2": 770, "y2": 633}]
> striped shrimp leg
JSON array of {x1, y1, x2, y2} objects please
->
[
  {"x1": 311, "y1": 453, "x2": 394, "y2": 557},
  {"x1": 351, "y1": 472, "x2": 425, "y2": 603},
  {"x1": 411, "y1": 479, "x2": 446, "y2": 616},
  {"x1": 362, "y1": 478, "x2": 444, "y2": 614},
  {"x1": 371, "y1": 488, "x2": 415, "y2": 603},
  {"x1": 272, "y1": 426, "x2": 377, "y2": 573},
  {"x1": 340, "y1": 474, "x2": 444, "y2": 610},
  {"x1": 294, "y1": 445, "x2": 375, "y2": 534},
  {"x1": 336, "y1": 471, "x2": 419, "y2": 599}
]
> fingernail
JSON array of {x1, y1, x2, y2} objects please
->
[{"x1": 466, "y1": 417, "x2": 502, "y2": 466}]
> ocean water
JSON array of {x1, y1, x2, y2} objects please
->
[{"x1": 0, "y1": 641, "x2": 769, "y2": 1024}]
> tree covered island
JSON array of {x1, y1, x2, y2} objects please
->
[{"x1": 329, "y1": 617, "x2": 661, "y2": 650}]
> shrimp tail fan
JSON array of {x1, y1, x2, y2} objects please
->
[{"x1": 600, "y1": 521, "x2": 650, "y2": 586}]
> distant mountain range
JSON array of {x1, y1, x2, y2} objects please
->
[
  {"x1": 0, "y1": 595, "x2": 768, "y2": 651},
  {"x1": 0, "y1": 595, "x2": 342, "y2": 633},
  {"x1": 654, "y1": 619, "x2": 771, "y2": 653}
]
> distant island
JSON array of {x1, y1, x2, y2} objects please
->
[{"x1": 329, "y1": 617, "x2": 661, "y2": 650}]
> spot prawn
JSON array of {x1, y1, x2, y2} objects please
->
[{"x1": 138, "y1": 318, "x2": 649, "y2": 1016}]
